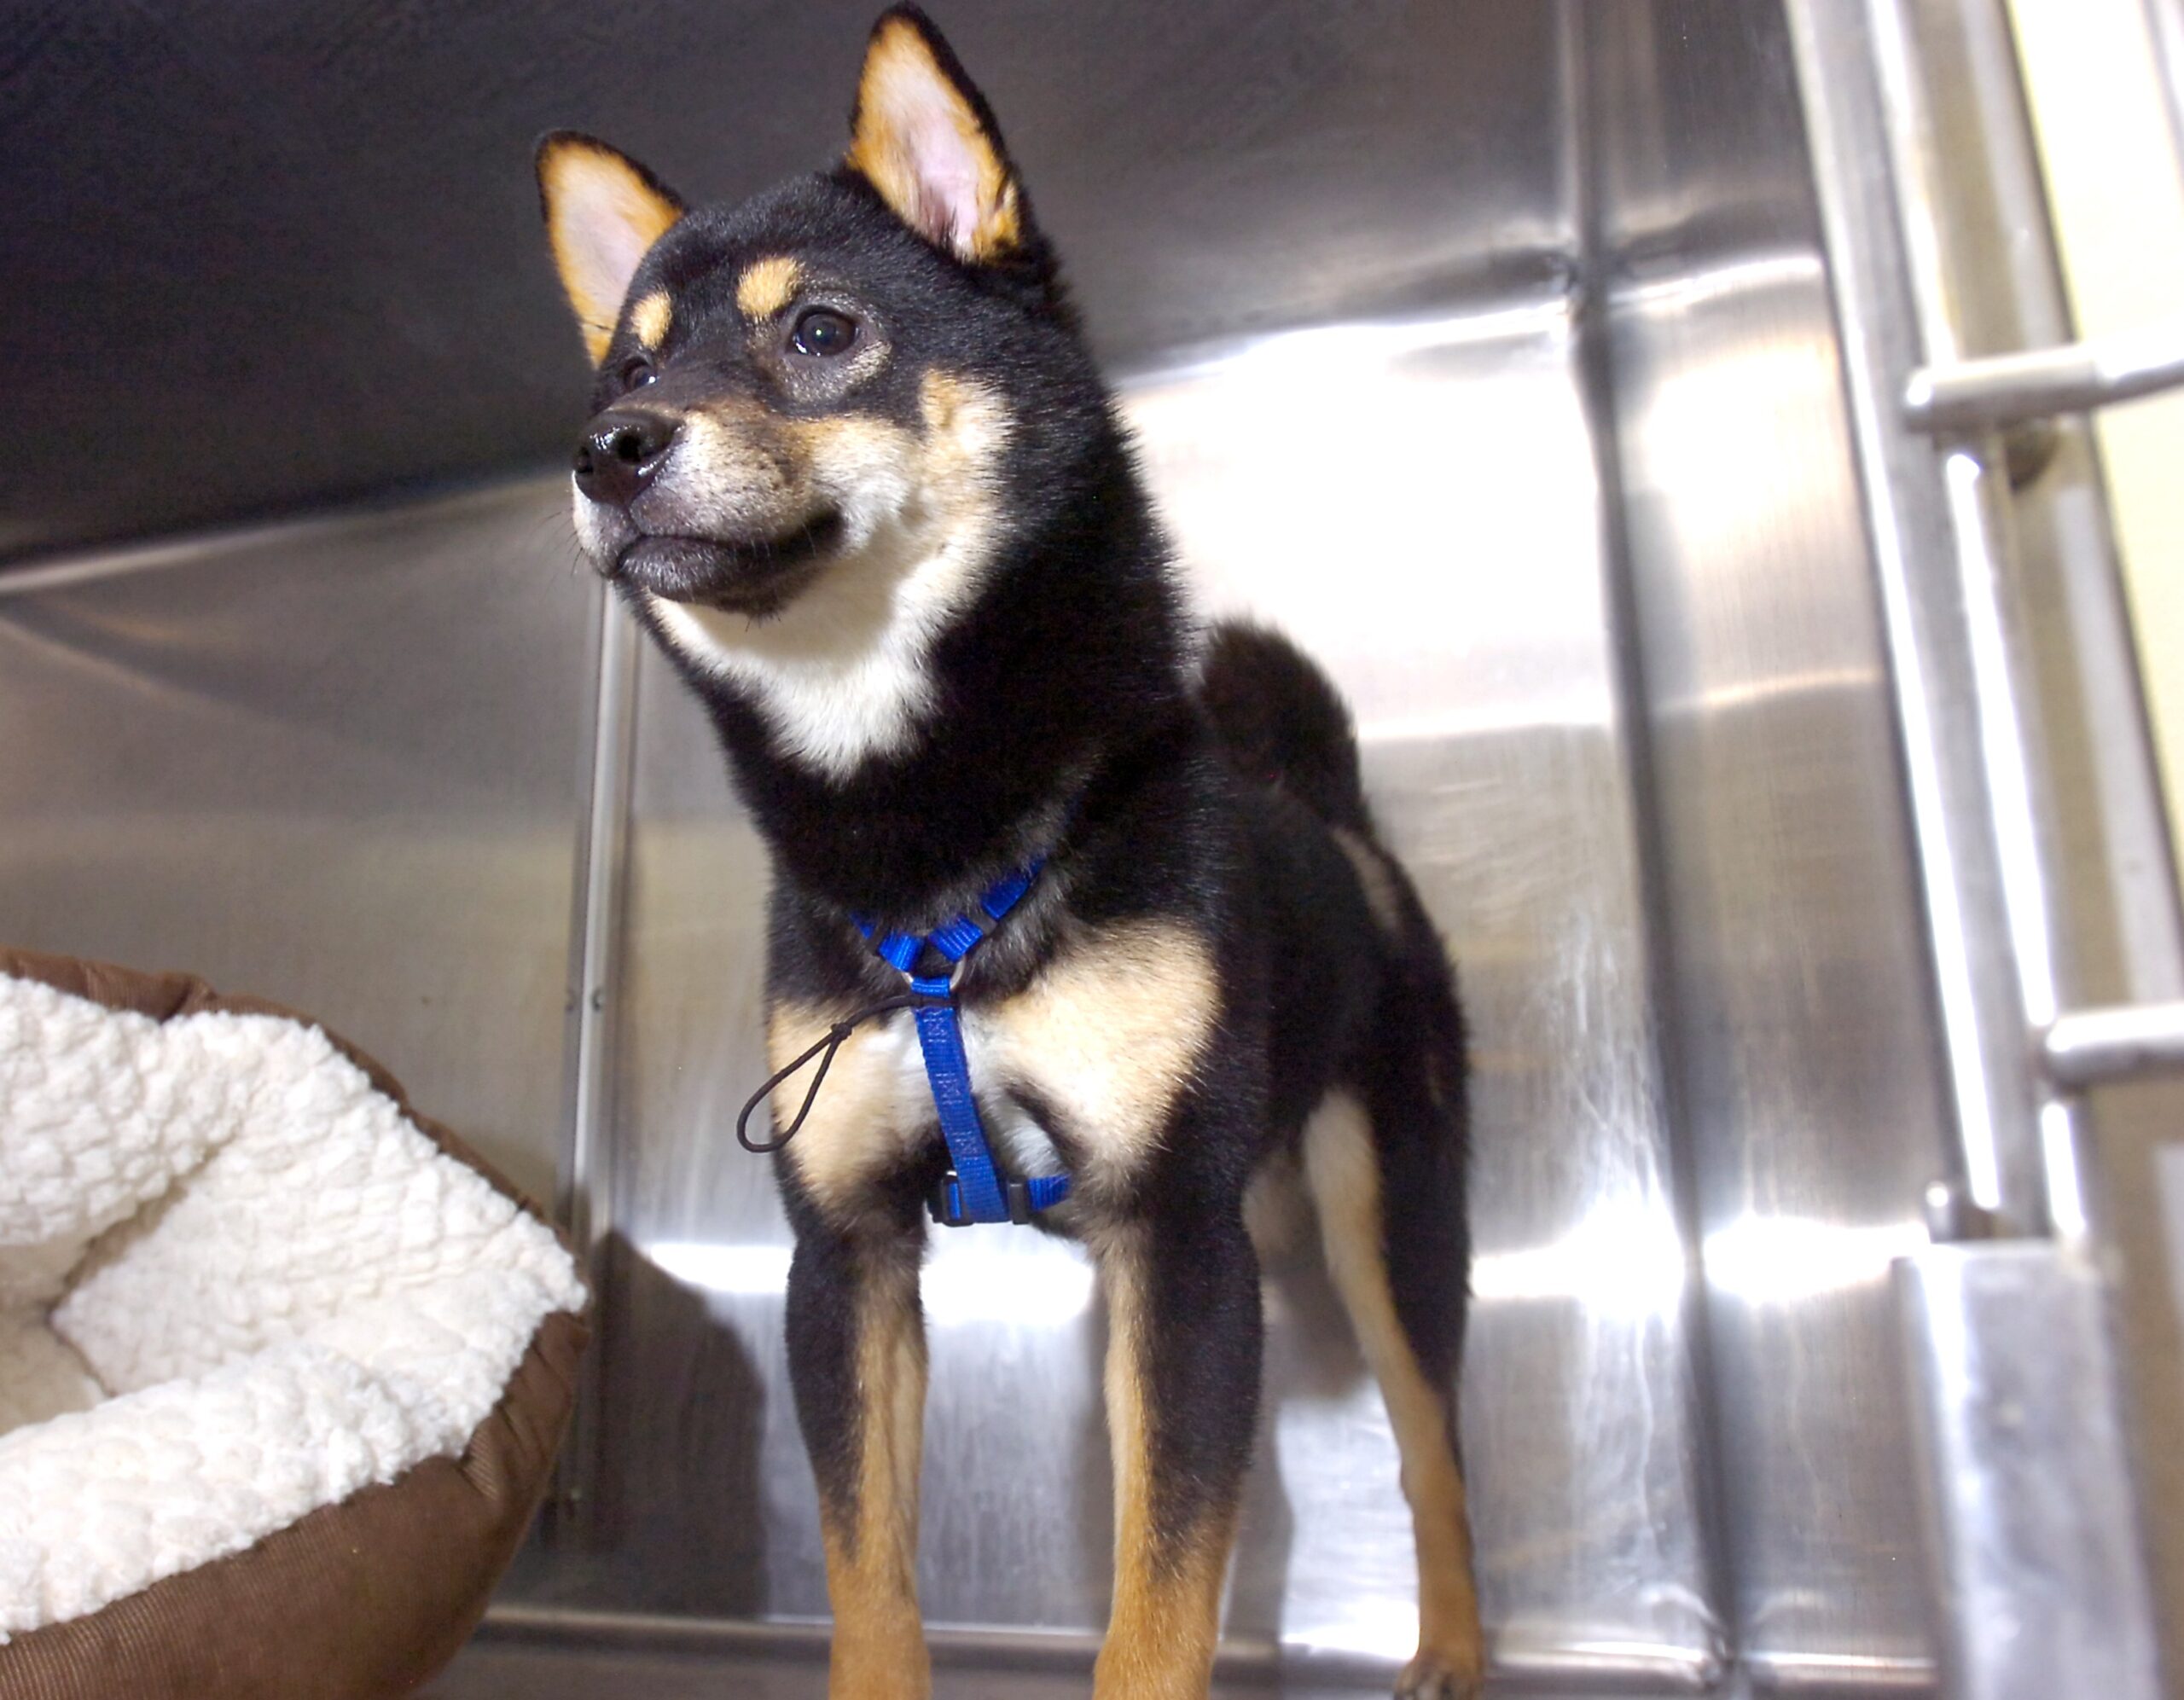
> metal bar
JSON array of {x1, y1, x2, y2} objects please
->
[
  {"x1": 1894, "y1": 1244, "x2": 2163, "y2": 1700},
  {"x1": 1797, "y1": 3, "x2": 2184, "y2": 1692},
  {"x1": 549, "y1": 585, "x2": 641, "y2": 1540},
  {"x1": 2146, "y1": 0, "x2": 2184, "y2": 174},
  {"x1": 2044, "y1": 1000, "x2": 2184, "y2": 1088},
  {"x1": 1834, "y1": 0, "x2": 2065, "y2": 1232},
  {"x1": 1789, "y1": 0, "x2": 2045, "y2": 1249},
  {"x1": 1904, "y1": 316, "x2": 2184, "y2": 433},
  {"x1": 1742, "y1": 1650, "x2": 1939, "y2": 1695}
]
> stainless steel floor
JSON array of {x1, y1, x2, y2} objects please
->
[
  {"x1": 425, "y1": 1648, "x2": 1385, "y2": 1700},
  {"x1": 422, "y1": 1636, "x2": 1702, "y2": 1700},
  {"x1": 427, "y1": 1646, "x2": 996, "y2": 1700},
  {"x1": 426, "y1": 1644, "x2": 1368, "y2": 1700}
]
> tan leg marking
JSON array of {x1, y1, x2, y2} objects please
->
[
  {"x1": 630, "y1": 288, "x2": 672, "y2": 350},
  {"x1": 769, "y1": 1000, "x2": 932, "y2": 1218},
  {"x1": 977, "y1": 920, "x2": 1218, "y2": 1197},
  {"x1": 1303, "y1": 1093, "x2": 1484, "y2": 1699},
  {"x1": 822, "y1": 1256, "x2": 932, "y2": 1700},
  {"x1": 1092, "y1": 1233, "x2": 1233, "y2": 1700},
  {"x1": 736, "y1": 253, "x2": 803, "y2": 319}
]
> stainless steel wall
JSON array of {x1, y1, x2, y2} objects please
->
[
  {"x1": 18, "y1": 1, "x2": 2143, "y2": 1693},
  {"x1": 1583, "y1": 3, "x2": 1943, "y2": 1685},
  {"x1": 0, "y1": 487, "x2": 599, "y2": 1204},
  {"x1": 0, "y1": 0, "x2": 1565, "y2": 560}
]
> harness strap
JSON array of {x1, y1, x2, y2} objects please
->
[
  {"x1": 906, "y1": 972, "x2": 1011, "y2": 1222},
  {"x1": 856, "y1": 862, "x2": 1072, "y2": 1227}
]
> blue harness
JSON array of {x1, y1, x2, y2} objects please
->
[{"x1": 737, "y1": 862, "x2": 1072, "y2": 1227}]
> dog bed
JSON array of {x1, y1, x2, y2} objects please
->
[{"x1": 0, "y1": 948, "x2": 588, "y2": 1698}]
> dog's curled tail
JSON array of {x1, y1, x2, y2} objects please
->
[{"x1": 1197, "y1": 620, "x2": 1369, "y2": 835}]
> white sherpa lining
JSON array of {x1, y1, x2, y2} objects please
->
[{"x1": 0, "y1": 972, "x2": 585, "y2": 1640}]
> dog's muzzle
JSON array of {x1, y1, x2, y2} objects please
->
[{"x1": 611, "y1": 513, "x2": 845, "y2": 617}]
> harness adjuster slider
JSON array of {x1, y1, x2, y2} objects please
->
[{"x1": 926, "y1": 1172, "x2": 1041, "y2": 1227}]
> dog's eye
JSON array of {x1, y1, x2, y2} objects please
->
[
  {"x1": 619, "y1": 357, "x2": 658, "y2": 392},
  {"x1": 790, "y1": 308, "x2": 857, "y2": 358}
]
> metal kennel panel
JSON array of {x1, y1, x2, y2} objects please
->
[
  {"x1": 1585, "y1": 2, "x2": 1947, "y2": 1685},
  {"x1": 0, "y1": 485, "x2": 600, "y2": 1204},
  {"x1": 14, "y1": 0, "x2": 2184, "y2": 1692},
  {"x1": 1785, "y1": 0, "x2": 2184, "y2": 1687}
]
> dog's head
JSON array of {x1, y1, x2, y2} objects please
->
[{"x1": 537, "y1": 6, "x2": 1084, "y2": 629}]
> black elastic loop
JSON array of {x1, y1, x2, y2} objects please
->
[{"x1": 736, "y1": 992, "x2": 933, "y2": 1155}]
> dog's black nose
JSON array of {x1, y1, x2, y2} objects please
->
[{"x1": 572, "y1": 410, "x2": 677, "y2": 507}]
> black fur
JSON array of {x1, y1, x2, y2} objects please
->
[
  {"x1": 543, "y1": 0, "x2": 1472, "y2": 1646},
  {"x1": 781, "y1": 1169, "x2": 928, "y2": 1552},
  {"x1": 601, "y1": 159, "x2": 1179, "y2": 920},
  {"x1": 1200, "y1": 620, "x2": 1371, "y2": 838}
]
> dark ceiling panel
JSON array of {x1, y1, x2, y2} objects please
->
[{"x1": 1, "y1": 0, "x2": 1564, "y2": 561}]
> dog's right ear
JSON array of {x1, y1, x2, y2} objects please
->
[{"x1": 536, "y1": 131, "x2": 686, "y2": 365}]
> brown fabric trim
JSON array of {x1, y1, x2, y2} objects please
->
[
  {"x1": 0, "y1": 946, "x2": 206, "y2": 1025},
  {"x1": 0, "y1": 948, "x2": 591, "y2": 1699}
]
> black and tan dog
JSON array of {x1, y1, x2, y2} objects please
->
[{"x1": 536, "y1": 9, "x2": 1481, "y2": 1696}]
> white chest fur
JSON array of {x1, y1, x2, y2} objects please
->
[
  {"x1": 631, "y1": 370, "x2": 1012, "y2": 782},
  {"x1": 645, "y1": 513, "x2": 984, "y2": 780}
]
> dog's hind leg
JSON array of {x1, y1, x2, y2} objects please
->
[
  {"x1": 783, "y1": 1184, "x2": 932, "y2": 1700},
  {"x1": 1090, "y1": 1206, "x2": 1262, "y2": 1700},
  {"x1": 1303, "y1": 1086, "x2": 1483, "y2": 1700}
]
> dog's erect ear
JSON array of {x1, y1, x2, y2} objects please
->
[
  {"x1": 536, "y1": 131, "x2": 686, "y2": 365},
  {"x1": 845, "y1": 7, "x2": 1025, "y2": 264}
]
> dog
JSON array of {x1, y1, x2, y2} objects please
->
[{"x1": 535, "y1": 9, "x2": 1481, "y2": 1696}]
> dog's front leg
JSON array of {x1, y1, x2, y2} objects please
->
[
  {"x1": 785, "y1": 1189, "x2": 931, "y2": 1700},
  {"x1": 1091, "y1": 1210, "x2": 1261, "y2": 1700}
]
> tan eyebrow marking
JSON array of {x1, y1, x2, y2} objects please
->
[
  {"x1": 630, "y1": 290, "x2": 673, "y2": 350},
  {"x1": 736, "y1": 255, "x2": 802, "y2": 320}
]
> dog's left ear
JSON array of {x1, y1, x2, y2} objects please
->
[
  {"x1": 845, "y1": 6, "x2": 1028, "y2": 265},
  {"x1": 536, "y1": 131, "x2": 687, "y2": 365}
]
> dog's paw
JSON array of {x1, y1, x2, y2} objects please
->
[{"x1": 1394, "y1": 1644, "x2": 1485, "y2": 1700}]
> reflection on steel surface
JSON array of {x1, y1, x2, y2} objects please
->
[
  {"x1": 1702, "y1": 1219, "x2": 1930, "y2": 1308},
  {"x1": 1466, "y1": 1200, "x2": 1686, "y2": 1316},
  {"x1": 647, "y1": 1239, "x2": 1100, "y2": 1329},
  {"x1": 1606, "y1": 0, "x2": 1950, "y2": 1677}
]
